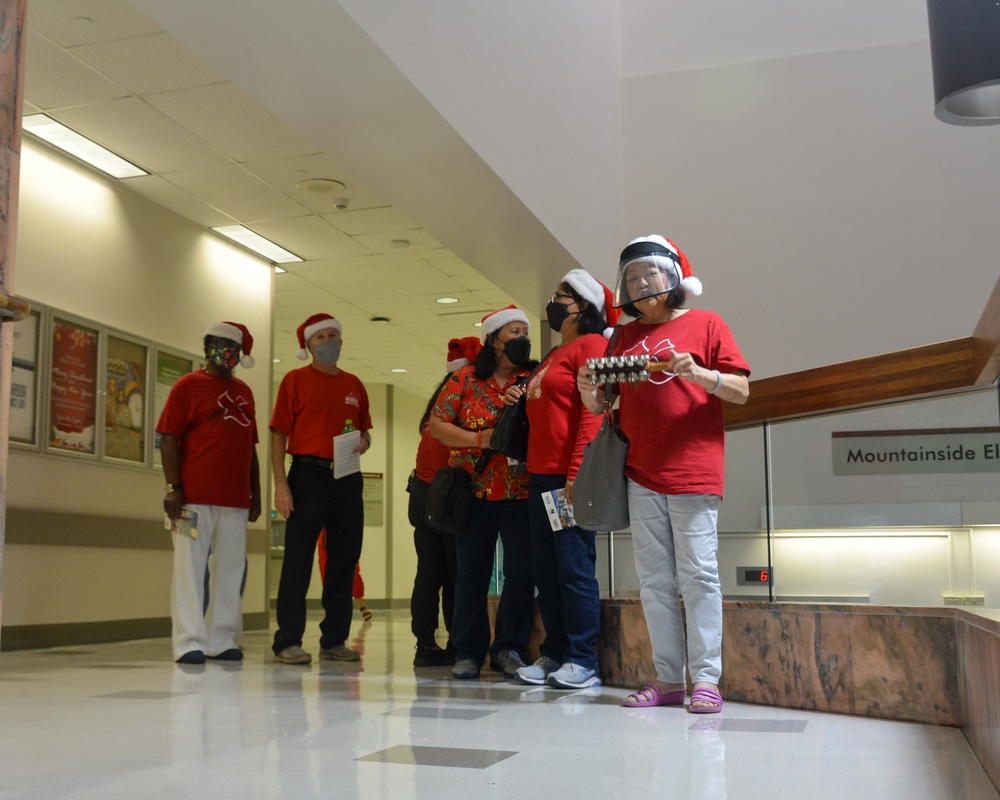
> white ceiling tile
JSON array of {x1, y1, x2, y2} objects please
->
[
  {"x1": 351, "y1": 229, "x2": 444, "y2": 253},
  {"x1": 250, "y1": 216, "x2": 374, "y2": 261},
  {"x1": 324, "y1": 206, "x2": 419, "y2": 236},
  {"x1": 119, "y1": 174, "x2": 234, "y2": 228},
  {"x1": 28, "y1": 0, "x2": 162, "y2": 47},
  {"x1": 243, "y1": 155, "x2": 388, "y2": 214},
  {"x1": 71, "y1": 32, "x2": 227, "y2": 95},
  {"x1": 163, "y1": 165, "x2": 309, "y2": 221},
  {"x1": 56, "y1": 97, "x2": 231, "y2": 173},
  {"x1": 25, "y1": 31, "x2": 128, "y2": 109},
  {"x1": 144, "y1": 82, "x2": 320, "y2": 162}
]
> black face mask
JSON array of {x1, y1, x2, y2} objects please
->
[
  {"x1": 500, "y1": 335, "x2": 532, "y2": 366},
  {"x1": 545, "y1": 300, "x2": 576, "y2": 333}
]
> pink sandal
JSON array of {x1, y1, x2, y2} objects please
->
[
  {"x1": 621, "y1": 683, "x2": 687, "y2": 708},
  {"x1": 688, "y1": 686, "x2": 723, "y2": 714}
]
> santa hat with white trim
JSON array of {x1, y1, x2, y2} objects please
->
[
  {"x1": 205, "y1": 321, "x2": 255, "y2": 368},
  {"x1": 479, "y1": 305, "x2": 529, "y2": 343},
  {"x1": 295, "y1": 313, "x2": 342, "y2": 360},
  {"x1": 616, "y1": 235, "x2": 702, "y2": 302},
  {"x1": 562, "y1": 268, "x2": 622, "y2": 337},
  {"x1": 447, "y1": 336, "x2": 483, "y2": 372}
]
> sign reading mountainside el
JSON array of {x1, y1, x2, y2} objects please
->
[{"x1": 832, "y1": 428, "x2": 1000, "y2": 476}]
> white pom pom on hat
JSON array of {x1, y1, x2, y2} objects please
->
[
  {"x1": 479, "y1": 305, "x2": 529, "y2": 343},
  {"x1": 205, "y1": 321, "x2": 255, "y2": 368},
  {"x1": 622, "y1": 235, "x2": 703, "y2": 298},
  {"x1": 295, "y1": 313, "x2": 342, "y2": 360}
]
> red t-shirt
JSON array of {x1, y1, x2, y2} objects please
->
[
  {"x1": 156, "y1": 370, "x2": 259, "y2": 508},
  {"x1": 613, "y1": 309, "x2": 750, "y2": 497},
  {"x1": 270, "y1": 366, "x2": 372, "y2": 459},
  {"x1": 525, "y1": 334, "x2": 607, "y2": 480},
  {"x1": 432, "y1": 365, "x2": 529, "y2": 500},
  {"x1": 414, "y1": 423, "x2": 450, "y2": 483}
]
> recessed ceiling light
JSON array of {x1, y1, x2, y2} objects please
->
[
  {"x1": 389, "y1": 239, "x2": 411, "y2": 249},
  {"x1": 210, "y1": 225, "x2": 302, "y2": 264},
  {"x1": 391, "y1": 368, "x2": 408, "y2": 373},
  {"x1": 23, "y1": 114, "x2": 148, "y2": 179},
  {"x1": 473, "y1": 321, "x2": 482, "y2": 328},
  {"x1": 273, "y1": 358, "x2": 281, "y2": 364},
  {"x1": 435, "y1": 297, "x2": 459, "y2": 304},
  {"x1": 295, "y1": 178, "x2": 346, "y2": 195},
  {"x1": 274, "y1": 266, "x2": 287, "y2": 274}
]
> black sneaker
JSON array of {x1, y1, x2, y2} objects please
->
[
  {"x1": 414, "y1": 644, "x2": 455, "y2": 667},
  {"x1": 176, "y1": 650, "x2": 206, "y2": 664}
]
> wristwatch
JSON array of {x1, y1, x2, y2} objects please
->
[{"x1": 165, "y1": 483, "x2": 183, "y2": 494}]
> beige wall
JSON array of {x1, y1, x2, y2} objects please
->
[{"x1": 4, "y1": 139, "x2": 273, "y2": 629}]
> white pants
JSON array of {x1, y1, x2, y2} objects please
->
[
  {"x1": 627, "y1": 481, "x2": 723, "y2": 685},
  {"x1": 171, "y1": 504, "x2": 249, "y2": 659}
]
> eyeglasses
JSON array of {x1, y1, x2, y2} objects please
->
[{"x1": 549, "y1": 292, "x2": 575, "y2": 304}]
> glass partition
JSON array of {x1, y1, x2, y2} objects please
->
[{"x1": 603, "y1": 384, "x2": 1000, "y2": 609}]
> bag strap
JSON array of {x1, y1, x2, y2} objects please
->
[{"x1": 602, "y1": 325, "x2": 622, "y2": 417}]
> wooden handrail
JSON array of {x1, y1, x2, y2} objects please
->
[{"x1": 725, "y1": 274, "x2": 1000, "y2": 429}]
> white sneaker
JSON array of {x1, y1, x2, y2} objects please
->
[
  {"x1": 546, "y1": 663, "x2": 601, "y2": 690},
  {"x1": 515, "y1": 656, "x2": 561, "y2": 685}
]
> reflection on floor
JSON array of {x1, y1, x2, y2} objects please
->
[{"x1": 0, "y1": 608, "x2": 995, "y2": 800}]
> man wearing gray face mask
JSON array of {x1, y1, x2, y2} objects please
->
[{"x1": 269, "y1": 312, "x2": 372, "y2": 665}]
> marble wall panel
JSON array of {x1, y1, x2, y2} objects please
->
[
  {"x1": 722, "y1": 606, "x2": 855, "y2": 714},
  {"x1": 959, "y1": 621, "x2": 1000, "y2": 788},
  {"x1": 850, "y1": 612, "x2": 960, "y2": 725}
]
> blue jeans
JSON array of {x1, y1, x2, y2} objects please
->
[
  {"x1": 528, "y1": 473, "x2": 600, "y2": 670},
  {"x1": 450, "y1": 496, "x2": 533, "y2": 666},
  {"x1": 272, "y1": 463, "x2": 364, "y2": 654}
]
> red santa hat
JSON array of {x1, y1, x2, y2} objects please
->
[
  {"x1": 562, "y1": 268, "x2": 622, "y2": 337},
  {"x1": 205, "y1": 321, "x2": 255, "y2": 368},
  {"x1": 620, "y1": 235, "x2": 702, "y2": 298},
  {"x1": 296, "y1": 313, "x2": 342, "y2": 360},
  {"x1": 480, "y1": 305, "x2": 529, "y2": 343},
  {"x1": 447, "y1": 336, "x2": 483, "y2": 372}
]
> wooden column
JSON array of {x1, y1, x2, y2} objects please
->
[{"x1": 0, "y1": 0, "x2": 28, "y2": 640}]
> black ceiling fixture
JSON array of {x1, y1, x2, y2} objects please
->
[{"x1": 926, "y1": 0, "x2": 1000, "y2": 125}]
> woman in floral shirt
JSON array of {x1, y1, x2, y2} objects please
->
[{"x1": 430, "y1": 306, "x2": 535, "y2": 680}]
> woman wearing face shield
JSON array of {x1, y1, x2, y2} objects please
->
[
  {"x1": 504, "y1": 270, "x2": 619, "y2": 690},
  {"x1": 429, "y1": 306, "x2": 537, "y2": 680},
  {"x1": 576, "y1": 236, "x2": 750, "y2": 713}
]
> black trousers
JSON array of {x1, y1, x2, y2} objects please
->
[
  {"x1": 408, "y1": 478, "x2": 457, "y2": 645},
  {"x1": 272, "y1": 463, "x2": 364, "y2": 653}
]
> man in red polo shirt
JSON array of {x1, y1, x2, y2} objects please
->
[{"x1": 270, "y1": 313, "x2": 372, "y2": 664}]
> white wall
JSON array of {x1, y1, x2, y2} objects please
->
[
  {"x1": 620, "y1": 41, "x2": 1000, "y2": 380},
  {"x1": 4, "y1": 140, "x2": 273, "y2": 627}
]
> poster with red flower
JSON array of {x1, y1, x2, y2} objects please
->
[{"x1": 49, "y1": 319, "x2": 98, "y2": 453}]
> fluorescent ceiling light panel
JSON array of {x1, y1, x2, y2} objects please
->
[
  {"x1": 210, "y1": 225, "x2": 303, "y2": 264},
  {"x1": 23, "y1": 114, "x2": 148, "y2": 179}
]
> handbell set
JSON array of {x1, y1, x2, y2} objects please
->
[{"x1": 586, "y1": 354, "x2": 673, "y2": 385}]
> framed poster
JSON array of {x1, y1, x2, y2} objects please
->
[
  {"x1": 104, "y1": 335, "x2": 148, "y2": 463},
  {"x1": 153, "y1": 350, "x2": 194, "y2": 467},
  {"x1": 10, "y1": 309, "x2": 40, "y2": 445},
  {"x1": 48, "y1": 318, "x2": 99, "y2": 454}
]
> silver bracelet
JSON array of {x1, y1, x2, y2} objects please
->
[{"x1": 706, "y1": 369, "x2": 724, "y2": 394}]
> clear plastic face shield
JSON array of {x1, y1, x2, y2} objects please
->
[{"x1": 612, "y1": 252, "x2": 681, "y2": 309}]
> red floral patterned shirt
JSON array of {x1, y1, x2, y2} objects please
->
[{"x1": 432, "y1": 365, "x2": 530, "y2": 500}]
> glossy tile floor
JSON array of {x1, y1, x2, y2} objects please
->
[{"x1": 0, "y1": 608, "x2": 996, "y2": 800}]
